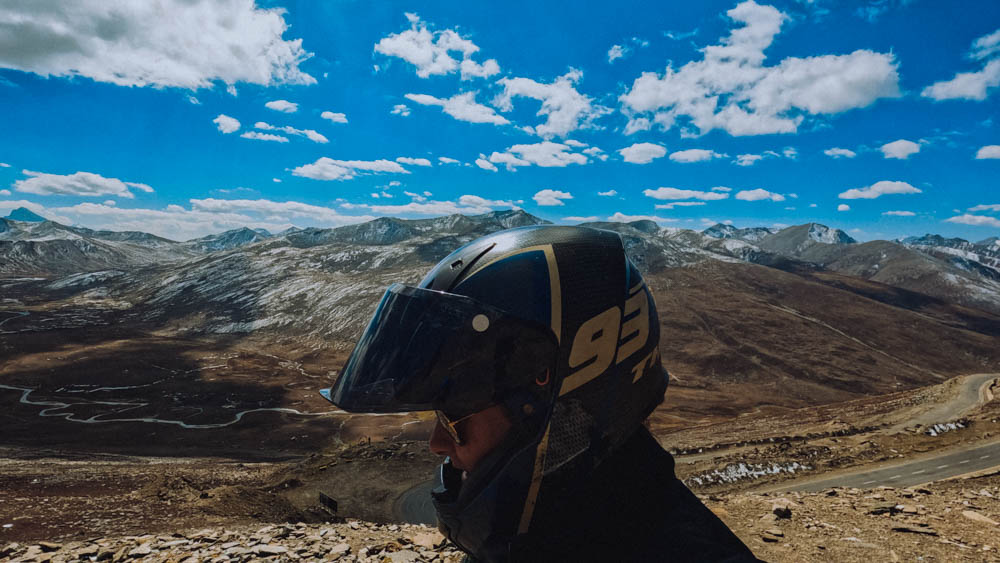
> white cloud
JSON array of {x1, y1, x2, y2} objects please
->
[
  {"x1": 969, "y1": 204, "x2": 1000, "y2": 212},
  {"x1": 598, "y1": 190, "x2": 618, "y2": 197},
  {"x1": 321, "y1": 111, "x2": 348, "y2": 123},
  {"x1": 458, "y1": 194, "x2": 519, "y2": 208},
  {"x1": 735, "y1": 154, "x2": 763, "y2": 166},
  {"x1": 838, "y1": 204, "x2": 850, "y2": 211},
  {"x1": 292, "y1": 157, "x2": 408, "y2": 181},
  {"x1": 809, "y1": 203, "x2": 817, "y2": 208},
  {"x1": 240, "y1": 131, "x2": 289, "y2": 143},
  {"x1": 374, "y1": 13, "x2": 499, "y2": 80},
  {"x1": 839, "y1": 180, "x2": 921, "y2": 199},
  {"x1": 643, "y1": 187, "x2": 729, "y2": 201},
  {"x1": 213, "y1": 114, "x2": 240, "y2": 134},
  {"x1": 438, "y1": 156, "x2": 460, "y2": 164},
  {"x1": 405, "y1": 92, "x2": 509, "y2": 125},
  {"x1": 391, "y1": 104, "x2": 411, "y2": 116},
  {"x1": 475, "y1": 158, "x2": 498, "y2": 172},
  {"x1": 607, "y1": 212, "x2": 674, "y2": 223},
  {"x1": 13, "y1": 170, "x2": 153, "y2": 199},
  {"x1": 563, "y1": 140, "x2": 587, "y2": 147},
  {"x1": 495, "y1": 69, "x2": 609, "y2": 138},
  {"x1": 396, "y1": 157, "x2": 432, "y2": 167},
  {"x1": 782, "y1": 147, "x2": 798, "y2": 159},
  {"x1": 608, "y1": 44, "x2": 627, "y2": 63},
  {"x1": 655, "y1": 201, "x2": 707, "y2": 209},
  {"x1": 273, "y1": 178, "x2": 282, "y2": 183},
  {"x1": 0, "y1": 189, "x2": 11, "y2": 196},
  {"x1": 564, "y1": 216, "x2": 599, "y2": 222},
  {"x1": 583, "y1": 146, "x2": 609, "y2": 161},
  {"x1": 0, "y1": 1, "x2": 314, "y2": 90},
  {"x1": 824, "y1": 147, "x2": 857, "y2": 158},
  {"x1": 265, "y1": 100, "x2": 298, "y2": 113},
  {"x1": 922, "y1": 28, "x2": 1000, "y2": 101},
  {"x1": 619, "y1": 142, "x2": 667, "y2": 164},
  {"x1": 975, "y1": 145, "x2": 1000, "y2": 159},
  {"x1": 620, "y1": 1, "x2": 899, "y2": 136},
  {"x1": 880, "y1": 139, "x2": 920, "y2": 159},
  {"x1": 670, "y1": 148, "x2": 724, "y2": 163},
  {"x1": 404, "y1": 191, "x2": 426, "y2": 202},
  {"x1": 735, "y1": 188, "x2": 785, "y2": 201},
  {"x1": 0, "y1": 162, "x2": 10, "y2": 167},
  {"x1": 347, "y1": 198, "x2": 500, "y2": 216},
  {"x1": 254, "y1": 122, "x2": 328, "y2": 143},
  {"x1": 883, "y1": 210, "x2": 915, "y2": 216},
  {"x1": 711, "y1": 186, "x2": 732, "y2": 192},
  {"x1": 489, "y1": 142, "x2": 588, "y2": 170},
  {"x1": 533, "y1": 189, "x2": 573, "y2": 206},
  {"x1": 945, "y1": 214, "x2": 1000, "y2": 228}
]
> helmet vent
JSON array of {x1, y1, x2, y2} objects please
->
[{"x1": 451, "y1": 259, "x2": 464, "y2": 269}]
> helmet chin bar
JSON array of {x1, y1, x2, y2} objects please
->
[{"x1": 432, "y1": 417, "x2": 549, "y2": 560}]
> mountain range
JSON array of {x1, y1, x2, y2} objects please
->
[{"x1": 4, "y1": 207, "x2": 1000, "y2": 424}]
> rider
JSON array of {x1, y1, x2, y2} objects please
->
[{"x1": 322, "y1": 225, "x2": 760, "y2": 562}]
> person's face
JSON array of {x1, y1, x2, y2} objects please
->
[{"x1": 429, "y1": 404, "x2": 512, "y2": 473}]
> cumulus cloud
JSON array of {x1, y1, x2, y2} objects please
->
[
  {"x1": 969, "y1": 204, "x2": 1000, "y2": 212},
  {"x1": 495, "y1": 69, "x2": 609, "y2": 138},
  {"x1": 620, "y1": 1, "x2": 900, "y2": 136},
  {"x1": 346, "y1": 196, "x2": 506, "y2": 216},
  {"x1": 619, "y1": 142, "x2": 667, "y2": 164},
  {"x1": 583, "y1": 146, "x2": 609, "y2": 161},
  {"x1": 488, "y1": 142, "x2": 588, "y2": 170},
  {"x1": 564, "y1": 216, "x2": 599, "y2": 222},
  {"x1": 880, "y1": 139, "x2": 920, "y2": 159},
  {"x1": 922, "y1": 28, "x2": 1000, "y2": 101},
  {"x1": 0, "y1": 162, "x2": 10, "y2": 167},
  {"x1": 655, "y1": 201, "x2": 707, "y2": 209},
  {"x1": 213, "y1": 114, "x2": 241, "y2": 134},
  {"x1": 265, "y1": 100, "x2": 298, "y2": 113},
  {"x1": 396, "y1": 157, "x2": 432, "y2": 166},
  {"x1": 712, "y1": 186, "x2": 732, "y2": 192},
  {"x1": 824, "y1": 147, "x2": 857, "y2": 158},
  {"x1": 945, "y1": 214, "x2": 1000, "y2": 228},
  {"x1": 643, "y1": 187, "x2": 729, "y2": 201},
  {"x1": 670, "y1": 148, "x2": 724, "y2": 163},
  {"x1": 475, "y1": 158, "x2": 498, "y2": 172},
  {"x1": 458, "y1": 194, "x2": 519, "y2": 209},
  {"x1": 374, "y1": 13, "x2": 499, "y2": 80},
  {"x1": 839, "y1": 180, "x2": 921, "y2": 199},
  {"x1": 735, "y1": 154, "x2": 763, "y2": 166},
  {"x1": 607, "y1": 212, "x2": 674, "y2": 223},
  {"x1": 0, "y1": 1, "x2": 314, "y2": 90},
  {"x1": 533, "y1": 189, "x2": 573, "y2": 206},
  {"x1": 240, "y1": 131, "x2": 289, "y2": 143},
  {"x1": 975, "y1": 145, "x2": 1000, "y2": 159},
  {"x1": 292, "y1": 157, "x2": 408, "y2": 180},
  {"x1": 321, "y1": 111, "x2": 348, "y2": 123},
  {"x1": 598, "y1": 190, "x2": 618, "y2": 197},
  {"x1": 254, "y1": 122, "x2": 328, "y2": 143},
  {"x1": 883, "y1": 210, "x2": 915, "y2": 216},
  {"x1": 608, "y1": 45, "x2": 627, "y2": 63},
  {"x1": 0, "y1": 189, "x2": 11, "y2": 196},
  {"x1": 13, "y1": 170, "x2": 153, "y2": 199},
  {"x1": 405, "y1": 92, "x2": 509, "y2": 125},
  {"x1": 735, "y1": 188, "x2": 785, "y2": 201},
  {"x1": 838, "y1": 204, "x2": 850, "y2": 211},
  {"x1": 438, "y1": 157, "x2": 460, "y2": 164}
]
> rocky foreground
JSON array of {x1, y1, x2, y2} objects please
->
[
  {"x1": 1, "y1": 521, "x2": 462, "y2": 563},
  {"x1": 3, "y1": 474, "x2": 999, "y2": 562}
]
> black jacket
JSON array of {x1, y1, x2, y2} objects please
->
[{"x1": 478, "y1": 427, "x2": 763, "y2": 562}]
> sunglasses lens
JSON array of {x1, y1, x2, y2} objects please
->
[{"x1": 435, "y1": 410, "x2": 462, "y2": 444}]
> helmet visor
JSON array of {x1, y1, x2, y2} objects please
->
[{"x1": 324, "y1": 283, "x2": 558, "y2": 417}]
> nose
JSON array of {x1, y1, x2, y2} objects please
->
[{"x1": 429, "y1": 420, "x2": 456, "y2": 457}]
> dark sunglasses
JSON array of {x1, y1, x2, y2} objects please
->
[{"x1": 435, "y1": 410, "x2": 476, "y2": 445}]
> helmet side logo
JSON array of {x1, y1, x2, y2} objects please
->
[{"x1": 560, "y1": 282, "x2": 650, "y2": 395}]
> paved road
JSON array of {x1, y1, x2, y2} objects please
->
[
  {"x1": 886, "y1": 373, "x2": 999, "y2": 433},
  {"x1": 777, "y1": 440, "x2": 1000, "y2": 492},
  {"x1": 395, "y1": 478, "x2": 437, "y2": 525}
]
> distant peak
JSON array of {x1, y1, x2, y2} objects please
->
[{"x1": 5, "y1": 207, "x2": 46, "y2": 222}]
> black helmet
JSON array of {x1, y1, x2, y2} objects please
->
[{"x1": 322, "y1": 225, "x2": 667, "y2": 559}]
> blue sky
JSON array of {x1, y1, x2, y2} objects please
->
[{"x1": 0, "y1": 0, "x2": 998, "y2": 242}]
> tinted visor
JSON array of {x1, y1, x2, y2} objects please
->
[{"x1": 326, "y1": 284, "x2": 558, "y2": 417}]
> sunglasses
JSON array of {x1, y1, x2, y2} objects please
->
[{"x1": 435, "y1": 410, "x2": 476, "y2": 445}]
